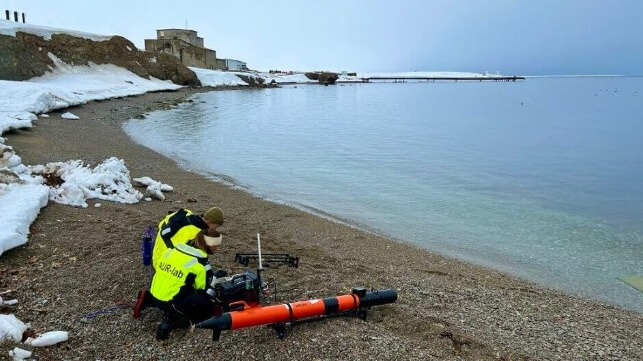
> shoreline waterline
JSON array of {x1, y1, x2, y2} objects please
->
[
  {"x1": 124, "y1": 80, "x2": 643, "y2": 313},
  {"x1": 151, "y1": 129, "x2": 643, "y2": 312},
  {"x1": 3, "y1": 87, "x2": 641, "y2": 359}
]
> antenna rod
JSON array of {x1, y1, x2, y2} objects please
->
[
  {"x1": 256, "y1": 233, "x2": 264, "y2": 304},
  {"x1": 257, "y1": 233, "x2": 263, "y2": 269}
]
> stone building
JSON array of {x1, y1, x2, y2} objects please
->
[
  {"x1": 145, "y1": 29, "x2": 219, "y2": 70},
  {"x1": 223, "y1": 59, "x2": 247, "y2": 71}
]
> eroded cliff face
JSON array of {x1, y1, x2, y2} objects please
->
[{"x1": 0, "y1": 32, "x2": 201, "y2": 86}]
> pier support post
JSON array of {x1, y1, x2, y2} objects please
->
[
  {"x1": 22, "y1": 12, "x2": 25, "y2": 23},
  {"x1": 13, "y1": 11, "x2": 18, "y2": 22},
  {"x1": 5, "y1": 10, "x2": 9, "y2": 20}
]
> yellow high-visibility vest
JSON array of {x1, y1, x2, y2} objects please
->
[
  {"x1": 150, "y1": 243, "x2": 211, "y2": 302},
  {"x1": 152, "y1": 209, "x2": 205, "y2": 270}
]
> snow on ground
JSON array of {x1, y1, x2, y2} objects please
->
[
  {"x1": 361, "y1": 71, "x2": 490, "y2": 78},
  {"x1": 0, "y1": 50, "x2": 179, "y2": 257},
  {"x1": 0, "y1": 314, "x2": 28, "y2": 343},
  {"x1": 337, "y1": 71, "x2": 495, "y2": 82},
  {"x1": 192, "y1": 67, "x2": 499, "y2": 87},
  {"x1": 191, "y1": 68, "x2": 320, "y2": 86},
  {"x1": 0, "y1": 18, "x2": 112, "y2": 41},
  {"x1": 0, "y1": 183, "x2": 49, "y2": 257},
  {"x1": 259, "y1": 73, "x2": 316, "y2": 84},
  {"x1": 61, "y1": 112, "x2": 79, "y2": 120},
  {"x1": 0, "y1": 50, "x2": 180, "y2": 256},
  {"x1": 30, "y1": 158, "x2": 144, "y2": 208},
  {"x1": 0, "y1": 54, "x2": 180, "y2": 134},
  {"x1": 189, "y1": 67, "x2": 249, "y2": 86},
  {"x1": 133, "y1": 176, "x2": 173, "y2": 201}
]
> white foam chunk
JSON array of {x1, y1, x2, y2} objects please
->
[
  {"x1": 0, "y1": 314, "x2": 27, "y2": 342},
  {"x1": 61, "y1": 112, "x2": 79, "y2": 120},
  {"x1": 0, "y1": 183, "x2": 49, "y2": 256},
  {"x1": 25, "y1": 330, "x2": 69, "y2": 347}
]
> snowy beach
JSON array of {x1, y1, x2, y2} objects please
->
[{"x1": 0, "y1": 88, "x2": 641, "y2": 360}]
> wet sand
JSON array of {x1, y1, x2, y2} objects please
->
[{"x1": 1, "y1": 87, "x2": 641, "y2": 360}]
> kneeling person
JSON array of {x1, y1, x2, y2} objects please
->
[{"x1": 150, "y1": 231, "x2": 223, "y2": 340}]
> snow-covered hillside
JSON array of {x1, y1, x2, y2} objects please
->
[
  {"x1": 1, "y1": 54, "x2": 180, "y2": 134},
  {"x1": 0, "y1": 18, "x2": 112, "y2": 41}
]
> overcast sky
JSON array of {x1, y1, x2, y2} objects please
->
[{"x1": 4, "y1": 0, "x2": 642, "y2": 75}]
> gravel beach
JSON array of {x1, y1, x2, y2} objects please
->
[{"x1": 1, "y1": 87, "x2": 641, "y2": 360}]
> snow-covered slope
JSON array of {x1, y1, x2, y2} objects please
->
[
  {"x1": 191, "y1": 67, "x2": 322, "y2": 86},
  {"x1": 189, "y1": 67, "x2": 249, "y2": 86},
  {"x1": 0, "y1": 54, "x2": 180, "y2": 134},
  {"x1": 260, "y1": 73, "x2": 316, "y2": 84}
]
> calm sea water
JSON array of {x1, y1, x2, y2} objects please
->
[{"x1": 125, "y1": 77, "x2": 643, "y2": 311}]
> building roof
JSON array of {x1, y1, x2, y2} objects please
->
[
  {"x1": 224, "y1": 59, "x2": 246, "y2": 64},
  {"x1": 156, "y1": 28, "x2": 198, "y2": 33}
]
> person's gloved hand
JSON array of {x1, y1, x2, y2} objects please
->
[
  {"x1": 214, "y1": 270, "x2": 228, "y2": 278},
  {"x1": 260, "y1": 281, "x2": 270, "y2": 298}
]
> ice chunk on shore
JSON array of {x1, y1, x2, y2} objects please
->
[
  {"x1": 0, "y1": 183, "x2": 49, "y2": 256},
  {"x1": 30, "y1": 157, "x2": 143, "y2": 208},
  {"x1": 133, "y1": 176, "x2": 173, "y2": 200},
  {"x1": 8, "y1": 347, "x2": 32, "y2": 361},
  {"x1": 0, "y1": 314, "x2": 28, "y2": 342},
  {"x1": 0, "y1": 112, "x2": 37, "y2": 135},
  {"x1": 0, "y1": 296, "x2": 19, "y2": 306},
  {"x1": 61, "y1": 112, "x2": 79, "y2": 120},
  {"x1": 25, "y1": 330, "x2": 68, "y2": 347}
]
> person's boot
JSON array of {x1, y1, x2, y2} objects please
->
[
  {"x1": 133, "y1": 290, "x2": 152, "y2": 319},
  {"x1": 156, "y1": 312, "x2": 173, "y2": 340}
]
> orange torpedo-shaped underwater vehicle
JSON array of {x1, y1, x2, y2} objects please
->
[
  {"x1": 197, "y1": 286, "x2": 398, "y2": 340},
  {"x1": 197, "y1": 234, "x2": 398, "y2": 340}
]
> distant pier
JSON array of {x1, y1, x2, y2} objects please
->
[{"x1": 361, "y1": 76, "x2": 525, "y2": 83}]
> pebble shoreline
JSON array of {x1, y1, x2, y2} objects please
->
[{"x1": 0, "y1": 87, "x2": 641, "y2": 360}]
